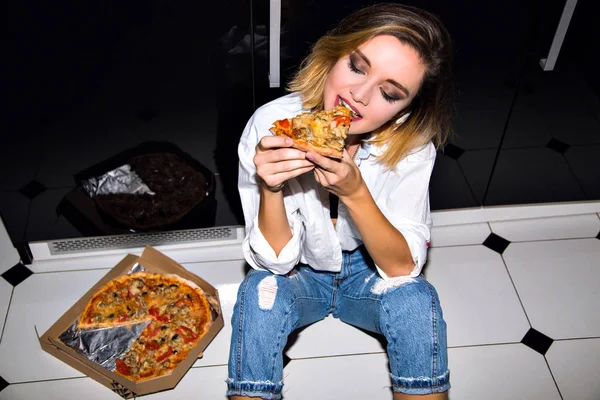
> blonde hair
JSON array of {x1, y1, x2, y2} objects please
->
[{"x1": 287, "y1": 3, "x2": 455, "y2": 168}]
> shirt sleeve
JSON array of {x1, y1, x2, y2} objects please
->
[
  {"x1": 238, "y1": 112, "x2": 305, "y2": 275},
  {"x1": 375, "y1": 145, "x2": 435, "y2": 279}
]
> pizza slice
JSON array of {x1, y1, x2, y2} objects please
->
[
  {"x1": 78, "y1": 273, "x2": 152, "y2": 329},
  {"x1": 270, "y1": 104, "x2": 355, "y2": 159}
]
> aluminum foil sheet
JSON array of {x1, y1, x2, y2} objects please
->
[
  {"x1": 82, "y1": 164, "x2": 155, "y2": 198},
  {"x1": 59, "y1": 263, "x2": 220, "y2": 374},
  {"x1": 59, "y1": 320, "x2": 150, "y2": 372}
]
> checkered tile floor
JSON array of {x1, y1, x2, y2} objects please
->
[{"x1": 0, "y1": 208, "x2": 599, "y2": 400}]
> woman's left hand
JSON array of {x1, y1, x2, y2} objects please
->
[{"x1": 306, "y1": 149, "x2": 364, "y2": 199}]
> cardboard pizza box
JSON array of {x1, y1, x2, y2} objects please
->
[{"x1": 39, "y1": 245, "x2": 224, "y2": 399}]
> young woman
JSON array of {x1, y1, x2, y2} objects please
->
[{"x1": 227, "y1": 3, "x2": 454, "y2": 399}]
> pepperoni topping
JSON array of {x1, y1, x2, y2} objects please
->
[
  {"x1": 155, "y1": 346, "x2": 173, "y2": 363},
  {"x1": 115, "y1": 359, "x2": 131, "y2": 375},
  {"x1": 277, "y1": 118, "x2": 290, "y2": 129},
  {"x1": 144, "y1": 322, "x2": 162, "y2": 338},
  {"x1": 175, "y1": 326, "x2": 198, "y2": 344},
  {"x1": 175, "y1": 297, "x2": 193, "y2": 308},
  {"x1": 149, "y1": 306, "x2": 171, "y2": 323},
  {"x1": 332, "y1": 115, "x2": 350, "y2": 127},
  {"x1": 145, "y1": 340, "x2": 160, "y2": 351}
]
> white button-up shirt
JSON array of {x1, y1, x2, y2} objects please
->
[{"x1": 238, "y1": 93, "x2": 435, "y2": 279}]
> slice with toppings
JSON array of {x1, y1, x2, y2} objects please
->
[
  {"x1": 270, "y1": 104, "x2": 353, "y2": 159},
  {"x1": 79, "y1": 273, "x2": 153, "y2": 329}
]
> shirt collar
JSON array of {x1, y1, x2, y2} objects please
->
[
  {"x1": 360, "y1": 141, "x2": 386, "y2": 157},
  {"x1": 355, "y1": 141, "x2": 385, "y2": 166}
]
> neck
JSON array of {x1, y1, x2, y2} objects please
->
[
  {"x1": 345, "y1": 134, "x2": 364, "y2": 148},
  {"x1": 345, "y1": 142, "x2": 360, "y2": 160}
]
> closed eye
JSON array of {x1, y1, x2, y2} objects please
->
[
  {"x1": 381, "y1": 89, "x2": 401, "y2": 104},
  {"x1": 347, "y1": 58, "x2": 363, "y2": 75}
]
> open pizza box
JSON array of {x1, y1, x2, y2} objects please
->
[{"x1": 39, "y1": 245, "x2": 224, "y2": 398}]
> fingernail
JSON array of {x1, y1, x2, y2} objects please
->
[{"x1": 285, "y1": 138, "x2": 292, "y2": 145}]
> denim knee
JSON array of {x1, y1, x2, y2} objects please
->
[
  {"x1": 227, "y1": 270, "x2": 298, "y2": 399},
  {"x1": 236, "y1": 270, "x2": 298, "y2": 315}
]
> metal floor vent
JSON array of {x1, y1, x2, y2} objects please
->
[{"x1": 49, "y1": 226, "x2": 238, "y2": 255}]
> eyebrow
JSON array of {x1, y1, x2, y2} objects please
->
[{"x1": 354, "y1": 49, "x2": 411, "y2": 97}]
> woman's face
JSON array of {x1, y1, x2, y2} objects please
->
[{"x1": 324, "y1": 35, "x2": 426, "y2": 136}]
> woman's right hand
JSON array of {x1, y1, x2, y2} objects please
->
[{"x1": 254, "y1": 136, "x2": 315, "y2": 192}]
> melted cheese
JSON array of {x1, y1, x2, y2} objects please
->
[{"x1": 289, "y1": 105, "x2": 352, "y2": 150}]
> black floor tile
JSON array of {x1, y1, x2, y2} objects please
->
[
  {"x1": 521, "y1": 328, "x2": 554, "y2": 356},
  {"x1": 0, "y1": 131, "x2": 42, "y2": 191},
  {"x1": 25, "y1": 188, "x2": 82, "y2": 241},
  {"x1": 214, "y1": 174, "x2": 243, "y2": 227},
  {"x1": 443, "y1": 143, "x2": 465, "y2": 160},
  {"x1": 18, "y1": 180, "x2": 47, "y2": 200},
  {"x1": 429, "y1": 153, "x2": 478, "y2": 211},
  {"x1": 564, "y1": 145, "x2": 600, "y2": 199},
  {"x1": 0, "y1": 191, "x2": 30, "y2": 243},
  {"x1": 452, "y1": 65, "x2": 519, "y2": 151},
  {"x1": 283, "y1": 353, "x2": 292, "y2": 369},
  {"x1": 482, "y1": 233, "x2": 510, "y2": 254},
  {"x1": 35, "y1": 125, "x2": 147, "y2": 189},
  {"x1": 485, "y1": 148, "x2": 586, "y2": 206},
  {"x1": 503, "y1": 67, "x2": 600, "y2": 148},
  {"x1": 135, "y1": 107, "x2": 160, "y2": 123},
  {"x1": 1, "y1": 263, "x2": 33, "y2": 287},
  {"x1": 458, "y1": 149, "x2": 497, "y2": 205},
  {"x1": 0, "y1": 375, "x2": 8, "y2": 393},
  {"x1": 546, "y1": 137, "x2": 570, "y2": 155}
]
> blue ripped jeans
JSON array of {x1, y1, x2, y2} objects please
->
[{"x1": 226, "y1": 247, "x2": 450, "y2": 399}]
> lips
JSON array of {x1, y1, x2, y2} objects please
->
[{"x1": 336, "y1": 96, "x2": 362, "y2": 120}]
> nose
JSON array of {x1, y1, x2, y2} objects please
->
[{"x1": 350, "y1": 81, "x2": 371, "y2": 106}]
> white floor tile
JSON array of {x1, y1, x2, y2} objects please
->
[
  {"x1": 0, "y1": 279, "x2": 12, "y2": 341},
  {"x1": 138, "y1": 365, "x2": 229, "y2": 399},
  {"x1": 0, "y1": 377, "x2": 122, "y2": 400},
  {"x1": 0, "y1": 270, "x2": 108, "y2": 382},
  {"x1": 192, "y1": 259, "x2": 387, "y2": 362},
  {"x1": 503, "y1": 239, "x2": 600, "y2": 339},
  {"x1": 286, "y1": 314, "x2": 386, "y2": 359},
  {"x1": 187, "y1": 259, "x2": 387, "y2": 363},
  {"x1": 283, "y1": 353, "x2": 394, "y2": 400},
  {"x1": 424, "y1": 246, "x2": 530, "y2": 347},
  {"x1": 489, "y1": 214, "x2": 600, "y2": 242},
  {"x1": 448, "y1": 344, "x2": 561, "y2": 400},
  {"x1": 430, "y1": 223, "x2": 491, "y2": 247},
  {"x1": 546, "y1": 338, "x2": 600, "y2": 400},
  {"x1": 0, "y1": 219, "x2": 20, "y2": 275}
]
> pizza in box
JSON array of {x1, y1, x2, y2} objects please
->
[{"x1": 79, "y1": 272, "x2": 212, "y2": 382}]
